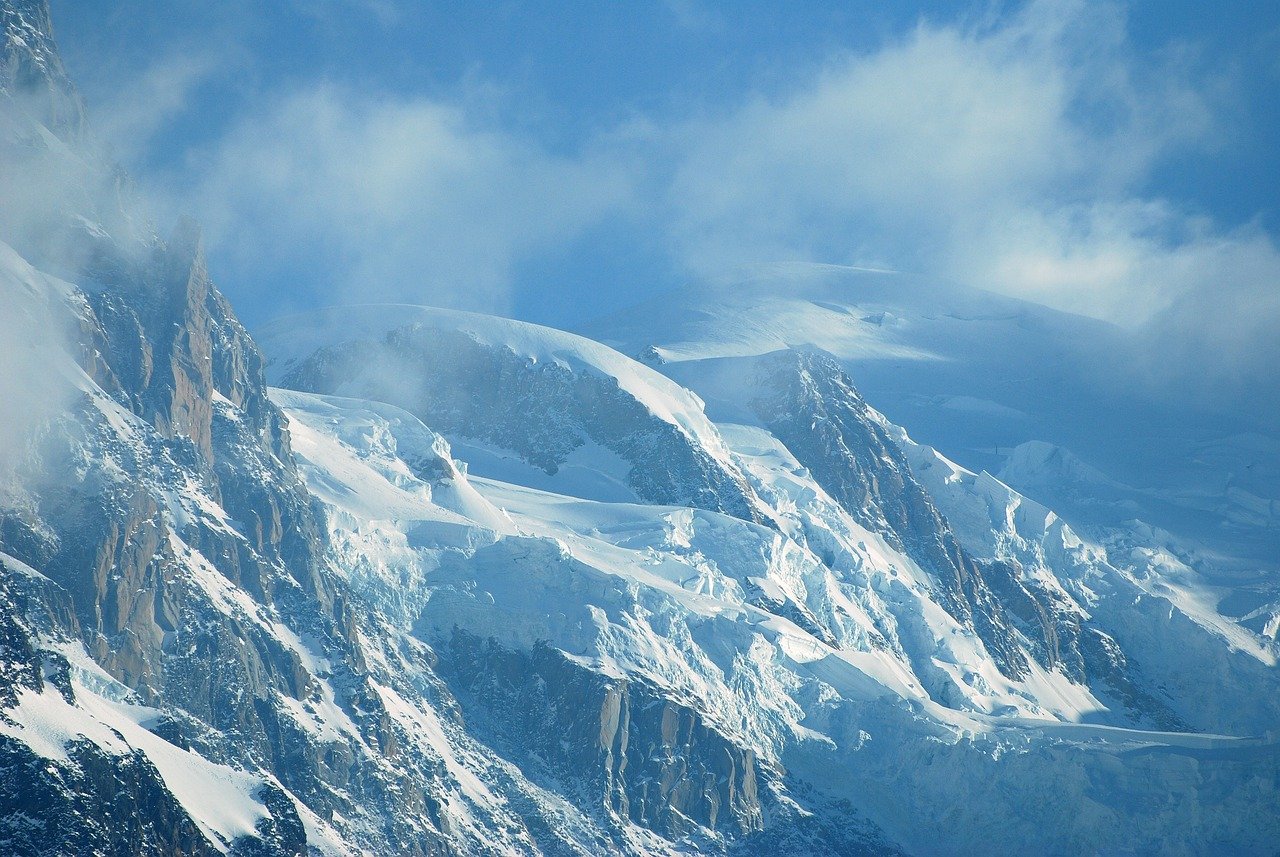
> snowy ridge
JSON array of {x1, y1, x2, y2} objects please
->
[
  {"x1": 270, "y1": 372, "x2": 1280, "y2": 854},
  {"x1": 585, "y1": 264, "x2": 1280, "y2": 571},
  {"x1": 896, "y1": 425, "x2": 1280, "y2": 731},
  {"x1": 266, "y1": 305, "x2": 1278, "y2": 851},
  {"x1": 262, "y1": 304, "x2": 730, "y2": 457}
]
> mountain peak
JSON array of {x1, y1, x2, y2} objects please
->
[{"x1": 1, "y1": 0, "x2": 85, "y2": 143}]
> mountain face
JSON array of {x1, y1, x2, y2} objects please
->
[
  {"x1": 747, "y1": 349, "x2": 1042, "y2": 680},
  {"x1": 739, "y1": 350, "x2": 1204, "y2": 729},
  {"x1": 2, "y1": 4, "x2": 1278, "y2": 856},
  {"x1": 261, "y1": 305, "x2": 768, "y2": 524},
  {"x1": 1, "y1": 0, "x2": 83, "y2": 140}
]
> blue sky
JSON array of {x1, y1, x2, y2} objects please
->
[{"x1": 51, "y1": 0, "x2": 1280, "y2": 403}]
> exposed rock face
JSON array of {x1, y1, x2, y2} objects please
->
[
  {"x1": 0, "y1": 231, "x2": 372, "y2": 851},
  {"x1": 0, "y1": 208, "x2": 597, "y2": 851},
  {"x1": 0, "y1": 40, "x2": 807, "y2": 851},
  {"x1": 1, "y1": 10, "x2": 453, "y2": 848},
  {"x1": 977, "y1": 556, "x2": 1083, "y2": 677},
  {"x1": 0, "y1": 740, "x2": 225, "y2": 857},
  {"x1": 276, "y1": 317, "x2": 768, "y2": 524},
  {"x1": 0, "y1": 573, "x2": 43, "y2": 711},
  {"x1": 433, "y1": 634, "x2": 903, "y2": 856},
  {"x1": 438, "y1": 634, "x2": 764, "y2": 840},
  {"x1": 0, "y1": 0, "x2": 135, "y2": 274},
  {"x1": 6, "y1": 217, "x2": 332, "y2": 678},
  {"x1": 0, "y1": 562, "x2": 288, "y2": 857}
]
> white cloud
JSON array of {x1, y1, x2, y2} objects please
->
[
  {"x1": 665, "y1": 0, "x2": 1213, "y2": 287},
  {"x1": 178, "y1": 86, "x2": 633, "y2": 315},
  {"x1": 657, "y1": 0, "x2": 1277, "y2": 417},
  {"x1": 116, "y1": 0, "x2": 1275, "y2": 419},
  {"x1": 0, "y1": 252, "x2": 78, "y2": 478},
  {"x1": 90, "y1": 50, "x2": 223, "y2": 162}
]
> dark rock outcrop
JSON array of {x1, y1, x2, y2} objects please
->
[{"x1": 0, "y1": 739, "x2": 223, "y2": 857}]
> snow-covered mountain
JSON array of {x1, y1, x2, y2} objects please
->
[
  {"x1": 584, "y1": 264, "x2": 1280, "y2": 574},
  {"x1": 2, "y1": 3, "x2": 1278, "y2": 855},
  {"x1": 261, "y1": 317, "x2": 1280, "y2": 853}
]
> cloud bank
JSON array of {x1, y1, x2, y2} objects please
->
[
  {"x1": 654, "y1": 0, "x2": 1279, "y2": 415},
  {"x1": 667, "y1": 0, "x2": 1216, "y2": 314}
]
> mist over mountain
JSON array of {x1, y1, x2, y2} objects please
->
[{"x1": 1, "y1": 2, "x2": 1278, "y2": 855}]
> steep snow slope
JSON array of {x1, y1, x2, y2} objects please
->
[
  {"x1": 262, "y1": 301, "x2": 1280, "y2": 724},
  {"x1": 658, "y1": 347, "x2": 1280, "y2": 734},
  {"x1": 265, "y1": 307, "x2": 1097, "y2": 714},
  {"x1": 898, "y1": 430, "x2": 1280, "y2": 734},
  {"x1": 0, "y1": 612, "x2": 277, "y2": 854},
  {"x1": 266, "y1": 301, "x2": 1280, "y2": 850},
  {"x1": 271, "y1": 388, "x2": 898, "y2": 853}
]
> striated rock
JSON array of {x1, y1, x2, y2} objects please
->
[
  {"x1": 437, "y1": 634, "x2": 764, "y2": 841},
  {"x1": 0, "y1": 739, "x2": 221, "y2": 857}
]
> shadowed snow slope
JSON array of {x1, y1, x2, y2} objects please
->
[
  {"x1": 264, "y1": 304, "x2": 1280, "y2": 853},
  {"x1": 271, "y1": 377, "x2": 1280, "y2": 856}
]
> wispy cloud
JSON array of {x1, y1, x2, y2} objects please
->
[
  {"x1": 0, "y1": 250, "x2": 78, "y2": 477},
  {"x1": 661, "y1": 0, "x2": 725, "y2": 33},
  {"x1": 663, "y1": 0, "x2": 1217, "y2": 310},
  {"x1": 89, "y1": 49, "x2": 224, "y2": 163},
  {"x1": 290, "y1": 0, "x2": 403, "y2": 30},
  {"x1": 174, "y1": 86, "x2": 632, "y2": 316}
]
